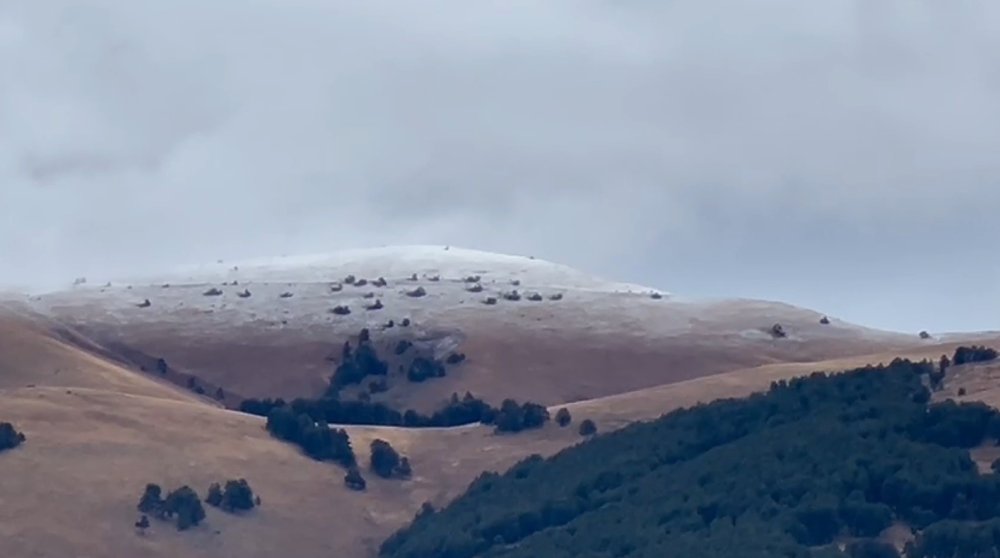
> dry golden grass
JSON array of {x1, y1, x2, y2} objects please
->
[
  {"x1": 565, "y1": 337, "x2": 1000, "y2": 431},
  {"x1": 1, "y1": 304, "x2": 996, "y2": 558}
]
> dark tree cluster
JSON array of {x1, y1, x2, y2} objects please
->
[
  {"x1": 492, "y1": 399, "x2": 550, "y2": 434},
  {"x1": 0, "y1": 422, "x2": 26, "y2": 452},
  {"x1": 406, "y1": 357, "x2": 446, "y2": 383},
  {"x1": 370, "y1": 439, "x2": 413, "y2": 479},
  {"x1": 379, "y1": 358, "x2": 1000, "y2": 558},
  {"x1": 953, "y1": 345, "x2": 999, "y2": 366},
  {"x1": 137, "y1": 484, "x2": 206, "y2": 531},
  {"x1": 330, "y1": 338, "x2": 389, "y2": 392},
  {"x1": 239, "y1": 397, "x2": 287, "y2": 417},
  {"x1": 206, "y1": 479, "x2": 258, "y2": 513},
  {"x1": 265, "y1": 406, "x2": 356, "y2": 467}
]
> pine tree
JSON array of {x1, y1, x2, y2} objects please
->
[{"x1": 206, "y1": 483, "x2": 223, "y2": 507}]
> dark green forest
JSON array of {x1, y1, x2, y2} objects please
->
[{"x1": 380, "y1": 353, "x2": 1000, "y2": 558}]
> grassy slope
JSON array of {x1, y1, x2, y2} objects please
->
[{"x1": 1, "y1": 305, "x2": 996, "y2": 558}]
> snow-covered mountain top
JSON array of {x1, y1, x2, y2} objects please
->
[{"x1": 71, "y1": 245, "x2": 661, "y2": 295}]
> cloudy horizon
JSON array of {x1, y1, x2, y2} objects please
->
[{"x1": 2, "y1": 0, "x2": 999, "y2": 333}]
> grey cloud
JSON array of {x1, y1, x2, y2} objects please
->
[{"x1": 1, "y1": 0, "x2": 999, "y2": 332}]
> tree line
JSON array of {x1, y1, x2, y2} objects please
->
[{"x1": 379, "y1": 351, "x2": 1000, "y2": 558}]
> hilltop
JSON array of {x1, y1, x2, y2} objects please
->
[{"x1": 21, "y1": 246, "x2": 923, "y2": 412}]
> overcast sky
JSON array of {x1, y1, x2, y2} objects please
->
[{"x1": 1, "y1": 0, "x2": 999, "y2": 332}]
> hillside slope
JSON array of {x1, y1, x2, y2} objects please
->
[
  {"x1": 21, "y1": 246, "x2": 924, "y2": 411},
  {"x1": 0, "y1": 302, "x2": 994, "y2": 558}
]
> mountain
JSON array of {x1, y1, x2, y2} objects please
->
[
  {"x1": 0, "y1": 246, "x2": 990, "y2": 558},
  {"x1": 21, "y1": 245, "x2": 922, "y2": 412}
]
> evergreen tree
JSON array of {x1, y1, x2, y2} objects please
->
[
  {"x1": 579, "y1": 419, "x2": 597, "y2": 436},
  {"x1": 137, "y1": 484, "x2": 165, "y2": 518},
  {"x1": 371, "y1": 439, "x2": 402, "y2": 478},
  {"x1": 163, "y1": 486, "x2": 206, "y2": 531},
  {"x1": 221, "y1": 479, "x2": 256, "y2": 512},
  {"x1": 556, "y1": 408, "x2": 572, "y2": 427},
  {"x1": 205, "y1": 483, "x2": 223, "y2": 507}
]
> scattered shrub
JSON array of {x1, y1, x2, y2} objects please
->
[
  {"x1": 819, "y1": 316, "x2": 831, "y2": 325},
  {"x1": 445, "y1": 353, "x2": 467, "y2": 365},
  {"x1": 206, "y1": 483, "x2": 223, "y2": 508},
  {"x1": 371, "y1": 439, "x2": 412, "y2": 479},
  {"x1": 493, "y1": 399, "x2": 550, "y2": 434},
  {"x1": 279, "y1": 292, "x2": 294, "y2": 298},
  {"x1": 345, "y1": 468, "x2": 367, "y2": 491},
  {"x1": 483, "y1": 297, "x2": 498, "y2": 305},
  {"x1": 556, "y1": 408, "x2": 572, "y2": 427},
  {"x1": 137, "y1": 484, "x2": 166, "y2": 517},
  {"x1": 0, "y1": 422, "x2": 26, "y2": 451},
  {"x1": 203, "y1": 288, "x2": 223, "y2": 296},
  {"x1": 526, "y1": 293, "x2": 543, "y2": 301},
  {"x1": 331, "y1": 305, "x2": 351, "y2": 315},
  {"x1": 770, "y1": 323, "x2": 787, "y2": 338},
  {"x1": 164, "y1": 486, "x2": 206, "y2": 530},
  {"x1": 220, "y1": 479, "x2": 257, "y2": 512},
  {"x1": 366, "y1": 299, "x2": 384, "y2": 310},
  {"x1": 394, "y1": 340, "x2": 413, "y2": 355},
  {"x1": 406, "y1": 287, "x2": 427, "y2": 298},
  {"x1": 237, "y1": 289, "x2": 252, "y2": 298},
  {"x1": 579, "y1": 419, "x2": 597, "y2": 436},
  {"x1": 953, "y1": 345, "x2": 999, "y2": 365},
  {"x1": 407, "y1": 357, "x2": 446, "y2": 383}
]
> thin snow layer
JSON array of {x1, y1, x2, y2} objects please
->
[
  {"x1": 103, "y1": 246, "x2": 657, "y2": 294},
  {"x1": 16, "y1": 245, "x2": 910, "y2": 348}
]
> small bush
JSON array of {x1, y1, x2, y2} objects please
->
[
  {"x1": 345, "y1": 468, "x2": 367, "y2": 491},
  {"x1": 579, "y1": 419, "x2": 597, "y2": 436},
  {"x1": 370, "y1": 439, "x2": 403, "y2": 478},
  {"x1": 331, "y1": 305, "x2": 351, "y2": 315},
  {"x1": 954, "y1": 345, "x2": 999, "y2": 365},
  {"x1": 221, "y1": 479, "x2": 257, "y2": 512},
  {"x1": 164, "y1": 486, "x2": 206, "y2": 531},
  {"x1": 206, "y1": 483, "x2": 223, "y2": 507},
  {"x1": 0, "y1": 422, "x2": 26, "y2": 451},
  {"x1": 556, "y1": 408, "x2": 572, "y2": 427},
  {"x1": 406, "y1": 287, "x2": 427, "y2": 298},
  {"x1": 138, "y1": 484, "x2": 166, "y2": 518}
]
